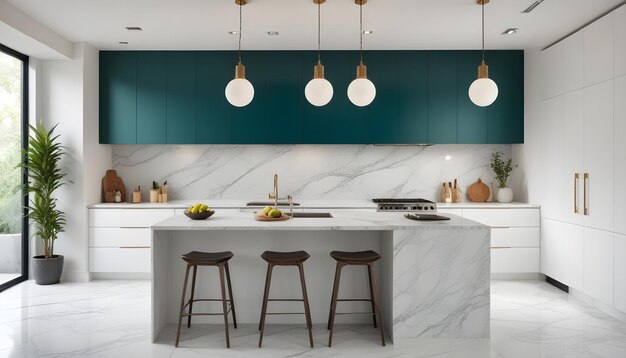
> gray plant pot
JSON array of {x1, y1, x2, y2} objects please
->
[{"x1": 32, "y1": 255, "x2": 64, "y2": 285}]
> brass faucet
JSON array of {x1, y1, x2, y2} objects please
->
[{"x1": 269, "y1": 174, "x2": 279, "y2": 208}]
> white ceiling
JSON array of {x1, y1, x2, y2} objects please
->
[{"x1": 5, "y1": 0, "x2": 626, "y2": 51}]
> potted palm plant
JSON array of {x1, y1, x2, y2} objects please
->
[
  {"x1": 490, "y1": 151, "x2": 517, "y2": 203},
  {"x1": 22, "y1": 122, "x2": 68, "y2": 285}
]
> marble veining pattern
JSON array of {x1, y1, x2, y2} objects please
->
[
  {"x1": 2, "y1": 280, "x2": 626, "y2": 357},
  {"x1": 111, "y1": 144, "x2": 510, "y2": 201},
  {"x1": 392, "y1": 229, "x2": 491, "y2": 339}
]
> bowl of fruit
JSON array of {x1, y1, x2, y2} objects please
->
[
  {"x1": 254, "y1": 206, "x2": 289, "y2": 221},
  {"x1": 184, "y1": 203, "x2": 215, "y2": 220}
]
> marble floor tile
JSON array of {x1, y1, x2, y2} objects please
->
[{"x1": 1, "y1": 279, "x2": 625, "y2": 357}]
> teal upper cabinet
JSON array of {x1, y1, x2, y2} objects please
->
[
  {"x1": 99, "y1": 52, "x2": 137, "y2": 144},
  {"x1": 457, "y1": 51, "x2": 488, "y2": 143},
  {"x1": 428, "y1": 51, "x2": 458, "y2": 144},
  {"x1": 166, "y1": 52, "x2": 197, "y2": 144},
  {"x1": 137, "y1": 52, "x2": 166, "y2": 144},
  {"x1": 99, "y1": 50, "x2": 524, "y2": 144},
  {"x1": 486, "y1": 50, "x2": 524, "y2": 143},
  {"x1": 197, "y1": 52, "x2": 232, "y2": 144},
  {"x1": 302, "y1": 51, "x2": 368, "y2": 144}
]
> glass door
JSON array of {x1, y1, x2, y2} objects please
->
[{"x1": 0, "y1": 44, "x2": 28, "y2": 292}]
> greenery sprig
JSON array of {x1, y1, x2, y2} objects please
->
[{"x1": 491, "y1": 152, "x2": 517, "y2": 188}]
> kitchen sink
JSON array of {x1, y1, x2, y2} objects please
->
[
  {"x1": 246, "y1": 201, "x2": 300, "y2": 206},
  {"x1": 287, "y1": 212, "x2": 333, "y2": 218}
]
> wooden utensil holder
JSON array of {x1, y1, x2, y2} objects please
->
[
  {"x1": 150, "y1": 189, "x2": 159, "y2": 203},
  {"x1": 132, "y1": 191, "x2": 141, "y2": 203}
]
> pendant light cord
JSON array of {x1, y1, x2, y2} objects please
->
[
  {"x1": 317, "y1": 1, "x2": 321, "y2": 63},
  {"x1": 359, "y1": 2, "x2": 363, "y2": 64},
  {"x1": 238, "y1": 0, "x2": 242, "y2": 64},
  {"x1": 481, "y1": 1, "x2": 485, "y2": 64}
]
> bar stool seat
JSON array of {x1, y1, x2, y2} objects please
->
[
  {"x1": 175, "y1": 251, "x2": 237, "y2": 348},
  {"x1": 329, "y1": 250, "x2": 380, "y2": 264},
  {"x1": 183, "y1": 251, "x2": 234, "y2": 264},
  {"x1": 258, "y1": 251, "x2": 313, "y2": 348},
  {"x1": 327, "y1": 250, "x2": 385, "y2": 347}
]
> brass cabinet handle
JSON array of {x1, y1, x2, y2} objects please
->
[
  {"x1": 574, "y1": 173, "x2": 579, "y2": 214},
  {"x1": 583, "y1": 173, "x2": 589, "y2": 215}
]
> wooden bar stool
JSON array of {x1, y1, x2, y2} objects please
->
[
  {"x1": 327, "y1": 250, "x2": 385, "y2": 347},
  {"x1": 258, "y1": 250, "x2": 314, "y2": 348},
  {"x1": 175, "y1": 251, "x2": 237, "y2": 348}
]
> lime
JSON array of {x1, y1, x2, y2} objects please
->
[
  {"x1": 270, "y1": 209, "x2": 282, "y2": 218},
  {"x1": 263, "y1": 206, "x2": 273, "y2": 215}
]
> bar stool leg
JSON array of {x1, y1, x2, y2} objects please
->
[
  {"x1": 327, "y1": 263, "x2": 340, "y2": 330},
  {"x1": 297, "y1": 263, "x2": 314, "y2": 348},
  {"x1": 175, "y1": 264, "x2": 192, "y2": 347},
  {"x1": 328, "y1": 263, "x2": 344, "y2": 347},
  {"x1": 218, "y1": 263, "x2": 231, "y2": 348},
  {"x1": 368, "y1": 263, "x2": 385, "y2": 346},
  {"x1": 367, "y1": 264, "x2": 377, "y2": 328},
  {"x1": 258, "y1": 264, "x2": 273, "y2": 347},
  {"x1": 187, "y1": 265, "x2": 198, "y2": 328},
  {"x1": 224, "y1": 262, "x2": 237, "y2": 329}
]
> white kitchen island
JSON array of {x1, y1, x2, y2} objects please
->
[{"x1": 151, "y1": 210, "x2": 490, "y2": 344}]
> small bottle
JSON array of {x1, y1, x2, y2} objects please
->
[{"x1": 114, "y1": 190, "x2": 122, "y2": 203}]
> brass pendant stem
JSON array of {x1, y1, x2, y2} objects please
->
[
  {"x1": 313, "y1": 62, "x2": 325, "y2": 79},
  {"x1": 356, "y1": 61, "x2": 367, "y2": 79},
  {"x1": 477, "y1": 61, "x2": 489, "y2": 79},
  {"x1": 235, "y1": 63, "x2": 246, "y2": 79}
]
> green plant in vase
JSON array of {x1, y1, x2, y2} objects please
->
[{"x1": 490, "y1": 152, "x2": 517, "y2": 203}]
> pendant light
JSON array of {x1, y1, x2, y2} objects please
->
[
  {"x1": 468, "y1": 0, "x2": 498, "y2": 107},
  {"x1": 305, "y1": 0, "x2": 334, "y2": 107},
  {"x1": 347, "y1": 0, "x2": 376, "y2": 107},
  {"x1": 225, "y1": 0, "x2": 254, "y2": 107}
]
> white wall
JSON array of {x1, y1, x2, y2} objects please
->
[{"x1": 39, "y1": 43, "x2": 111, "y2": 282}]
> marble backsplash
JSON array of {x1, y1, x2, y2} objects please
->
[{"x1": 111, "y1": 144, "x2": 510, "y2": 201}]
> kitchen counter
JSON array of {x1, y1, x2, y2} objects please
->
[{"x1": 151, "y1": 210, "x2": 490, "y2": 344}]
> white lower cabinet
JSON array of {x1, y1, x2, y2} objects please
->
[
  {"x1": 563, "y1": 223, "x2": 584, "y2": 291},
  {"x1": 88, "y1": 208, "x2": 176, "y2": 273},
  {"x1": 583, "y1": 227, "x2": 614, "y2": 306},
  {"x1": 614, "y1": 233, "x2": 626, "y2": 312}
]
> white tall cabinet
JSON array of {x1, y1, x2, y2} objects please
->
[{"x1": 529, "y1": 5, "x2": 626, "y2": 315}]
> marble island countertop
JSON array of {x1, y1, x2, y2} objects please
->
[{"x1": 152, "y1": 210, "x2": 488, "y2": 231}]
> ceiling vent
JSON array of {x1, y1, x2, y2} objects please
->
[
  {"x1": 125, "y1": 26, "x2": 143, "y2": 31},
  {"x1": 522, "y1": 0, "x2": 544, "y2": 13}
]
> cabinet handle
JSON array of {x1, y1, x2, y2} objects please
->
[
  {"x1": 119, "y1": 246, "x2": 151, "y2": 249},
  {"x1": 583, "y1": 173, "x2": 589, "y2": 216},
  {"x1": 574, "y1": 173, "x2": 579, "y2": 214},
  {"x1": 490, "y1": 226, "x2": 511, "y2": 229},
  {"x1": 120, "y1": 227, "x2": 148, "y2": 229},
  {"x1": 491, "y1": 247, "x2": 512, "y2": 249}
]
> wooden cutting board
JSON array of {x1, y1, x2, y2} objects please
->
[
  {"x1": 253, "y1": 212, "x2": 290, "y2": 222},
  {"x1": 102, "y1": 170, "x2": 126, "y2": 203},
  {"x1": 467, "y1": 178, "x2": 490, "y2": 202}
]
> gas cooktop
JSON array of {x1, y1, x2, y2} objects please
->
[{"x1": 372, "y1": 198, "x2": 437, "y2": 213}]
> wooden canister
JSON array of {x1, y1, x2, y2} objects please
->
[
  {"x1": 150, "y1": 189, "x2": 159, "y2": 203},
  {"x1": 132, "y1": 191, "x2": 141, "y2": 203},
  {"x1": 161, "y1": 193, "x2": 168, "y2": 203}
]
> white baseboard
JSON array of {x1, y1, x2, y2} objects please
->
[
  {"x1": 91, "y1": 272, "x2": 151, "y2": 280},
  {"x1": 60, "y1": 270, "x2": 91, "y2": 282},
  {"x1": 570, "y1": 288, "x2": 626, "y2": 322},
  {"x1": 491, "y1": 272, "x2": 541, "y2": 280}
]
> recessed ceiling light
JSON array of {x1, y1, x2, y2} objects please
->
[
  {"x1": 522, "y1": 0, "x2": 544, "y2": 13},
  {"x1": 267, "y1": 31, "x2": 279, "y2": 36},
  {"x1": 125, "y1": 26, "x2": 143, "y2": 31},
  {"x1": 362, "y1": 30, "x2": 373, "y2": 35},
  {"x1": 228, "y1": 31, "x2": 239, "y2": 35},
  {"x1": 502, "y1": 28, "x2": 519, "y2": 35},
  {"x1": 118, "y1": 41, "x2": 129, "y2": 45}
]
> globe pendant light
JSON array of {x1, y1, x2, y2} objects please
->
[
  {"x1": 305, "y1": 0, "x2": 334, "y2": 107},
  {"x1": 225, "y1": 0, "x2": 254, "y2": 107},
  {"x1": 347, "y1": 0, "x2": 376, "y2": 107},
  {"x1": 468, "y1": 0, "x2": 498, "y2": 107}
]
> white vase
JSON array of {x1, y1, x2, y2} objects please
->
[{"x1": 496, "y1": 187, "x2": 514, "y2": 203}]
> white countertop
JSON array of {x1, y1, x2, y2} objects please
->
[
  {"x1": 151, "y1": 211, "x2": 488, "y2": 231},
  {"x1": 89, "y1": 199, "x2": 538, "y2": 210}
]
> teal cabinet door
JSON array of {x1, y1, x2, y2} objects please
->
[
  {"x1": 137, "y1": 52, "x2": 166, "y2": 144},
  {"x1": 457, "y1": 51, "x2": 488, "y2": 143},
  {"x1": 197, "y1": 52, "x2": 232, "y2": 144},
  {"x1": 428, "y1": 51, "x2": 458, "y2": 143},
  {"x1": 166, "y1": 52, "x2": 197, "y2": 144},
  {"x1": 265, "y1": 51, "x2": 303, "y2": 144},
  {"x1": 302, "y1": 51, "x2": 368, "y2": 144},
  {"x1": 99, "y1": 52, "x2": 137, "y2": 144},
  {"x1": 486, "y1": 51, "x2": 524, "y2": 143},
  {"x1": 395, "y1": 51, "x2": 428, "y2": 144},
  {"x1": 367, "y1": 51, "x2": 399, "y2": 144}
]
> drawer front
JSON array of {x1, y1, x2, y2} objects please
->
[
  {"x1": 463, "y1": 208, "x2": 539, "y2": 227},
  {"x1": 89, "y1": 228, "x2": 151, "y2": 247},
  {"x1": 89, "y1": 209, "x2": 175, "y2": 227},
  {"x1": 491, "y1": 248, "x2": 540, "y2": 273},
  {"x1": 437, "y1": 208, "x2": 463, "y2": 216},
  {"x1": 89, "y1": 247, "x2": 151, "y2": 273},
  {"x1": 491, "y1": 227, "x2": 540, "y2": 248}
]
